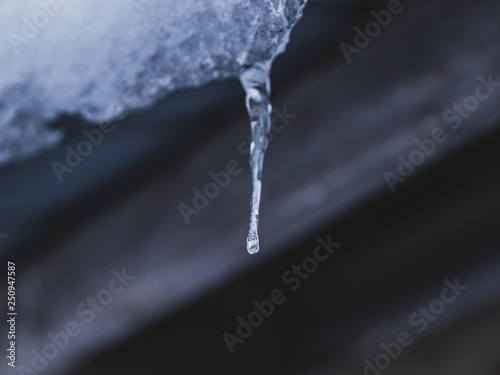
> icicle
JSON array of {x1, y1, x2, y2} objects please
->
[{"x1": 239, "y1": 62, "x2": 272, "y2": 255}]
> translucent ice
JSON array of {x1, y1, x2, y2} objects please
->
[{"x1": 240, "y1": 63, "x2": 272, "y2": 254}]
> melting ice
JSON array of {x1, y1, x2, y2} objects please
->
[{"x1": 0, "y1": 0, "x2": 307, "y2": 253}]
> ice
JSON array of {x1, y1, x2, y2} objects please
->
[
  {"x1": 0, "y1": 0, "x2": 307, "y2": 253},
  {"x1": 240, "y1": 63, "x2": 272, "y2": 254},
  {"x1": 0, "y1": 0, "x2": 306, "y2": 166}
]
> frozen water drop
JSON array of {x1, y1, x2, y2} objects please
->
[{"x1": 247, "y1": 229, "x2": 260, "y2": 254}]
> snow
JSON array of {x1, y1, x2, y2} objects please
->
[{"x1": 0, "y1": 0, "x2": 307, "y2": 165}]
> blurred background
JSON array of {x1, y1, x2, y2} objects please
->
[{"x1": 1, "y1": 0, "x2": 500, "y2": 374}]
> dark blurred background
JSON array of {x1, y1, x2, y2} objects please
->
[{"x1": 1, "y1": 0, "x2": 500, "y2": 374}]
